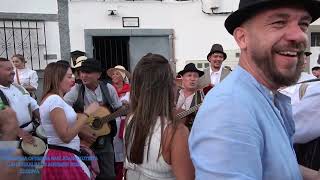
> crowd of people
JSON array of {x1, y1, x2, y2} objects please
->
[{"x1": 1, "y1": 0, "x2": 320, "y2": 180}]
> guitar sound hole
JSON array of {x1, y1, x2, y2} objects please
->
[{"x1": 92, "y1": 119, "x2": 102, "y2": 129}]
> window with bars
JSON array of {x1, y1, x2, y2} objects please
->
[
  {"x1": 311, "y1": 32, "x2": 320, "y2": 47},
  {"x1": 0, "y1": 20, "x2": 48, "y2": 70},
  {"x1": 186, "y1": 60, "x2": 209, "y2": 71}
]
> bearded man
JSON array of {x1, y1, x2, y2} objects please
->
[{"x1": 189, "y1": 0, "x2": 320, "y2": 179}]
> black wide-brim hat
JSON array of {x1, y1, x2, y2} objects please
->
[
  {"x1": 79, "y1": 58, "x2": 102, "y2": 73},
  {"x1": 207, "y1": 44, "x2": 227, "y2": 61},
  {"x1": 207, "y1": 51, "x2": 227, "y2": 61},
  {"x1": 178, "y1": 63, "x2": 204, "y2": 77},
  {"x1": 225, "y1": 0, "x2": 320, "y2": 34}
]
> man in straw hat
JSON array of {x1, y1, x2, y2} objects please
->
[
  {"x1": 199, "y1": 43, "x2": 231, "y2": 94},
  {"x1": 176, "y1": 63, "x2": 204, "y2": 130},
  {"x1": 64, "y1": 58, "x2": 125, "y2": 180},
  {"x1": 189, "y1": 0, "x2": 320, "y2": 179}
]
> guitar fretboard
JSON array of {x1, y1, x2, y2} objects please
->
[
  {"x1": 101, "y1": 106, "x2": 129, "y2": 123},
  {"x1": 176, "y1": 103, "x2": 202, "y2": 119}
]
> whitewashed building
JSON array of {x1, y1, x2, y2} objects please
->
[{"x1": 0, "y1": 0, "x2": 319, "y2": 73}]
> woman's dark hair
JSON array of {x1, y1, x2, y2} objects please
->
[{"x1": 125, "y1": 53, "x2": 177, "y2": 164}]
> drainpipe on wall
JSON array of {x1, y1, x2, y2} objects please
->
[
  {"x1": 57, "y1": 0, "x2": 71, "y2": 62},
  {"x1": 169, "y1": 30, "x2": 177, "y2": 73}
]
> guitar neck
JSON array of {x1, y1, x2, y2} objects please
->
[
  {"x1": 101, "y1": 106, "x2": 128, "y2": 124},
  {"x1": 176, "y1": 103, "x2": 202, "y2": 119}
]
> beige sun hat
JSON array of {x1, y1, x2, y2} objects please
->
[
  {"x1": 72, "y1": 56, "x2": 87, "y2": 68},
  {"x1": 107, "y1": 65, "x2": 130, "y2": 80}
]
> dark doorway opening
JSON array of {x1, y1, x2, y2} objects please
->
[{"x1": 92, "y1": 36, "x2": 130, "y2": 80}]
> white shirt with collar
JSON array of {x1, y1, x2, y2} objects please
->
[
  {"x1": 64, "y1": 83, "x2": 122, "y2": 109},
  {"x1": 0, "y1": 84, "x2": 39, "y2": 132},
  {"x1": 210, "y1": 66, "x2": 223, "y2": 85},
  {"x1": 176, "y1": 89, "x2": 195, "y2": 110}
]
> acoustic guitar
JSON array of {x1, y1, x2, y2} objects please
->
[
  {"x1": 176, "y1": 103, "x2": 202, "y2": 130},
  {"x1": 81, "y1": 105, "x2": 129, "y2": 147},
  {"x1": 176, "y1": 103, "x2": 202, "y2": 119}
]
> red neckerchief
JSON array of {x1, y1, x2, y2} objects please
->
[{"x1": 113, "y1": 83, "x2": 130, "y2": 97}]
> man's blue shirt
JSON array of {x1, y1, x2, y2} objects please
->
[{"x1": 189, "y1": 66, "x2": 301, "y2": 180}]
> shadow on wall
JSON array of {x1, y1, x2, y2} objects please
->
[{"x1": 35, "y1": 70, "x2": 44, "y2": 103}]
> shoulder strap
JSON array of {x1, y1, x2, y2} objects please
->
[
  {"x1": 73, "y1": 84, "x2": 85, "y2": 113},
  {"x1": 12, "y1": 83, "x2": 29, "y2": 95},
  {"x1": 198, "y1": 90, "x2": 204, "y2": 103},
  {"x1": 99, "y1": 81, "x2": 115, "y2": 112},
  {"x1": 0, "y1": 89, "x2": 9, "y2": 106},
  {"x1": 175, "y1": 88, "x2": 181, "y2": 103},
  {"x1": 299, "y1": 83, "x2": 309, "y2": 100},
  {"x1": 190, "y1": 91, "x2": 203, "y2": 107},
  {"x1": 15, "y1": 69, "x2": 21, "y2": 85},
  {"x1": 10, "y1": 84, "x2": 34, "y2": 126},
  {"x1": 220, "y1": 68, "x2": 231, "y2": 82}
]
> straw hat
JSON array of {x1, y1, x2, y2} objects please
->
[
  {"x1": 107, "y1": 65, "x2": 130, "y2": 80},
  {"x1": 72, "y1": 56, "x2": 87, "y2": 68}
]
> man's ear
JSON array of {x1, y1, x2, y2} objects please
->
[
  {"x1": 207, "y1": 56, "x2": 211, "y2": 63},
  {"x1": 97, "y1": 72, "x2": 102, "y2": 79},
  {"x1": 233, "y1": 27, "x2": 247, "y2": 50}
]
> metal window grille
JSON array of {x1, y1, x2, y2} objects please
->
[
  {"x1": 0, "y1": 20, "x2": 48, "y2": 70},
  {"x1": 311, "y1": 32, "x2": 320, "y2": 47},
  {"x1": 93, "y1": 36, "x2": 129, "y2": 69}
]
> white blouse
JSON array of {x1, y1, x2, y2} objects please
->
[
  {"x1": 14, "y1": 68, "x2": 38, "y2": 89},
  {"x1": 125, "y1": 117, "x2": 175, "y2": 180},
  {"x1": 40, "y1": 94, "x2": 80, "y2": 151}
]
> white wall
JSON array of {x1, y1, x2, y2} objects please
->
[
  {"x1": 0, "y1": 0, "x2": 61, "y2": 68},
  {"x1": 309, "y1": 18, "x2": 320, "y2": 72},
  {"x1": 45, "y1": 22, "x2": 61, "y2": 62},
  {"x1": 0, "y1": 0, "x2": 58, "y2": 14},
  {"x1": 69, "y1": 0, "x2": 239, "y2": 71},
  {"x1": 69, "y1": 0, "x2": 320, "y2": 72}
]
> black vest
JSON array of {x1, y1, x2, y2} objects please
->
[
  {"x1": 175, "y1": 89, "x2": 204, "y2": 130},
  {"x1": 73, "y1": 81, "x2": 115, "y2": 113},
  {"x1": 175, "y1": 89, "x2": 204, "y2": 108},
  {"x1": 73, "y1": 81, "x2": 118, "y2": 148}
]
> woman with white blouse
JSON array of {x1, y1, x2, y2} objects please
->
[
  {"x1": 125, "y1": 54, "x2": 195, "y2": 180},
  {"x1": 40, "y1": 62, "x2": 99, "y2": 180},
  {"x1": 11, "y1": 54, "x2": 38, "y2": 96}
]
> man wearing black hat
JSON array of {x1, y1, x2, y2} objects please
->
[
  {"x1": 64, "y1": 58, "x2": 123, "y2": 180},
  {"x1": 199, "y1": 43, "x2": 231, "y2": 93},
  {"x1": 176, "y1": 63, "x2": 204, "y2": 130},
  {"x1": 189, "y1": 0, "x2": 320, "y2": 179}
]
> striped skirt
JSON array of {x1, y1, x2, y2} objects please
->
[{"x1": 41, "y1": 149, "x2": 90, "y2": 180}]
